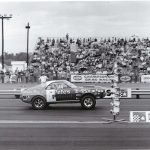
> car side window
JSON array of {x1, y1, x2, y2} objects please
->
[
  {"x1": 55, "y1": 83, "x2": 69, "y2": 89},
  {"x1": 47, "y1": 82, "x2": 70, "y2": 90},
  {"x1": 60, "y1": 83, "x2": 69, "y2": 89}
]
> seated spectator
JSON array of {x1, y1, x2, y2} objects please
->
[{"x1": 28, "y1": 35, "x2": 150, "y2": 82}]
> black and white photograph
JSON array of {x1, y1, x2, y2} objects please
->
[{"x1": 0, "y1": 0, "x2": 150, "y2": 149}]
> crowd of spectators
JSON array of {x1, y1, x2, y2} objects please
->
[
  {"x1": 2, "y1": 35, "x2": 150, "y2": 83},
  {"x1": 0, "y1": 69, "x2": 41, "y2": 83},
  {"x1": 28, "y1": 35, "x2": 150, "y2": 82}
]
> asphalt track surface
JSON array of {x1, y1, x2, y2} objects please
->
[{"x1": 0, "y1": 83, "x2": 150, "y2": 150}]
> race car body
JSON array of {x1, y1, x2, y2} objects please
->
[{"x1": 20, "y1": 80, "x2": 106, "y2": 110}]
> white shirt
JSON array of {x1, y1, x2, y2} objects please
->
[{"x1": 39, "y1": 75, "x2": 48, "y2": 83}]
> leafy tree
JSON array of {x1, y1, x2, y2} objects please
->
[{"x1": 0, "y1": 52, "x2": 32, "y2": 66}]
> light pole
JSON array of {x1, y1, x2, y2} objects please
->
[
  {"x1": 25, "y1": 22, "x2": 30, "y2": 68},
  {"x1": 0, "y1": 14, "x2": 12, "y2": 83}
]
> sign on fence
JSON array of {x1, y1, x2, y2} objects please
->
[
  {"x1": 141, "y1": 75, "x2": 150, "y2": 83},
  {"x1": 71, "y1": 74, "x2": 118, "y2": 83},
  {"x1": 105, "y1": 88, "x2": 131, "y2": 98},
  {"x1": 119, "y1": 75, "x2": 132, "y2": 83},
  {"x1": 130, "y1": 111, "x2": 150, "y2": 122}
]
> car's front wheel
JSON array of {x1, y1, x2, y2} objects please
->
[
  {"x1": 81, "y1": 95, "x2": 96, "y2": 110},
  {"x1": 32, "y1": 96, "x2": 47, "y2": 110}
]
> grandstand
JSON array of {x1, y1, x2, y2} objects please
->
[{"x1": 28, "y1": 35, "x2": 150, "y2": 82}]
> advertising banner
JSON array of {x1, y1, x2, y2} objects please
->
[
  {"x1": 105, "y1": 88, "x2": 131, "y2": 98},
  {"x1": 141, "y1": 75, "x2": 150, "y2": 83},
  {"x1": 119, "y1": 75, "x2": 132, "y2": 83},
  {"x1": 71, "y1": 74, "x2": 118, "y2": 83},
  {"x1": 130, "y1": 111, "x2": 150, "y2": 122},
  {"x1": 120, "y1": 88, "x2": 132, "y2": 98}
]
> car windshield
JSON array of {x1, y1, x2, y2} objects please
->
[{"x1": 46, "y1": 80, "x2": 77, "y2": 89}]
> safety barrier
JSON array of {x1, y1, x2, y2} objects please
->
[
  {"x1": 0, "y1": 90, "x2": 21, "y2": 95},
  {"x1": 104, "y1": 89, "x2": 150, "y2": 99},
  {"x1": 0, "y1": 90, "x2": 21, "y2": 99},
  {"x1": 132, "y1": 89, "x2": 150, "y2": 95},
  {"x1": 132, "y1": 89, "x2": 150, "y2": 99},
  {"x1": 0, "y1": 89, "x2": 149, "y2": 99}
]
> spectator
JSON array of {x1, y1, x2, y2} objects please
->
[
  {"x1": 39, "y1": 73, "x2": 48, "y2": 83},
  {"x1": 10, "y1": 73, "x2": 17, "y2": 83},
  {"x1": 27, "y1": 35, "x2": 150, "y2": 82}
]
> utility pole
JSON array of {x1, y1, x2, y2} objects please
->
[
  {"x1": 0, "y1": 14, "x2": 12, "y2": 83},
  {"x1": 25, "y1": 22, "x2": 30, "y2": 68}
]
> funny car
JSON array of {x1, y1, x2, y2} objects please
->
[{"x1": 20, "y1": 80, "x2": 108, "y2": 110}]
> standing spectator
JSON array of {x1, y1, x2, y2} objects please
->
[
  {"x1": 33, "y1": 69, "x2": 39, "y2": 82},
  {"x1": 20, "y1": 70, "x2": 25, "y2": 83},
  {"x1": 47, "y1": 71, "x2": 53, "y2": 80},
  {"x1": 10, "y1": 73, "x2": 17, "y2": 83},
  {"x1": 39, "y1": 73, "x2": 48, "y2": 83},
  {"x1": 25, "y1": 70, "x2": 30, "y2": 83},
  {"x1": 17, "y1": 72, "x2": 21, "y2": 83},
  {"x1": 4, "y1": 71, "x2": 10, "y2": 83},
  {"x1": 66, "y1": 33, "x2": 69, "y2": 41}
]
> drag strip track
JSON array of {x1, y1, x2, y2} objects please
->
[
  {"x1": 0, "y1": 127, "x2": 150, "y2": 150},
  {"x1": 0, "y1": 98, "x2": 150, "y2": 150}
]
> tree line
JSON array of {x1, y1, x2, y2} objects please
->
[{"x1": 0, "y1": 52, "x2": 30, "y2": 66}]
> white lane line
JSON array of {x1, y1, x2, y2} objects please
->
[
  {"x1": 0, "y1": 99, "x2": 19, "y2": 101},
  {"x1": 0, "y1": 120, "x2": 108, "y2": 124}
]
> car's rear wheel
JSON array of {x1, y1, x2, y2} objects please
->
[
  {"x1": 32, "y1": 96, "x2": 47, "y2": 110},
  {"x1": 81, "y1": 95, "x2": 96, "y2": 110}
]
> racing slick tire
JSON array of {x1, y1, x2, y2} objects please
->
[
  {"x1": 32, "y1": 96, "x2": 47, "y2": 110},
  {"x1": 81, "y1": 95, "x2": 96, "y2": 110}
]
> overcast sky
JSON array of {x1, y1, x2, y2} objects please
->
[{"x1": 0, "y1": 1, "x2": 150, "y2": 54}]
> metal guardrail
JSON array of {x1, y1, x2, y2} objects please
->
[
  {"x1": 132, "y1": 90, "x2": 150, "y2": 95},
  {"x1": 131, "y1": 89, "x2": 150, "y2": 99},
  {"x1": 0, "y1": 90, "x2": 21, "y2": 95},
  {"x1": 0, "y1": 89, "x2": 149, "y2": 99}
]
